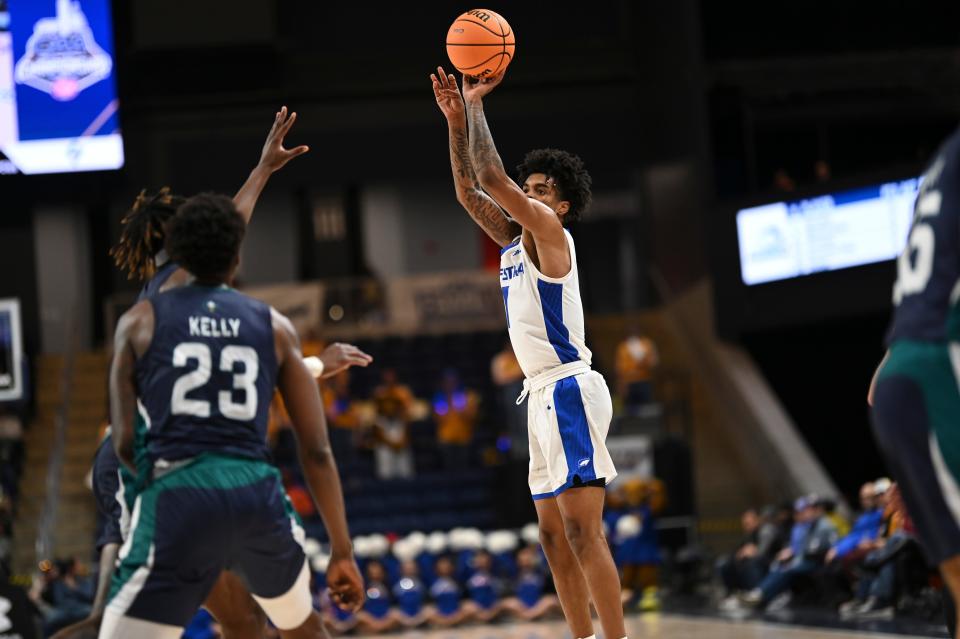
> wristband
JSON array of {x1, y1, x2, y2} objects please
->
[{"x1": 303, "y1": 356, "x2": 325, "y2": 378}]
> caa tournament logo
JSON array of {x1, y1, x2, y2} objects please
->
[{"x1": 14, "y1": 0, "x2": 112, "y2": 101}]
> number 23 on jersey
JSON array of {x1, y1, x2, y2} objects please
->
[{"x1": 170, "y1": 342, "x2": 259, "y2": 421}]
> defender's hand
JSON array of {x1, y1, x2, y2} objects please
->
[
  {"x1": 258, "y1": 106, "x2": 309, "y2": 173},
  {"x1": 319, "y1": 343, "x2": 373, "y2": 378},
  {"x1": 327, "y1": 555, "x2": 365, "y2": 612},
  {"x1": 431, "y1": 66, "x2": 465, "y2": 122},
  {"x1": 461, "y1": 70, "x2": 506, "y2": 101}
]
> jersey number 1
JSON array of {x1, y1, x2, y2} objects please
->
[{"x1": 171, "y1": 342, "x2": 259, "y2": 420}]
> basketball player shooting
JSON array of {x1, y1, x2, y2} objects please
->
[{"x1": 431, "y1": 67, "x2": 627, "y2": 639}]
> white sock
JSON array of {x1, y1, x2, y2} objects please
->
[{"x1": 578, "y1": 636, "x2": 596, "y2": 639}]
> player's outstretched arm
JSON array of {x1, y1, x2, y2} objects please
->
[
  {"x1": 431, "y1": 67, "x2": 520, "y2": 247},
  {"x1": 233, "y1": 106, "x2": 310, "y2": 223},
  {"x1": 109, "y1": 301, "x2": 154, "y2": 470},
  {"x1": 305, "y1": 342, "x2": 373, "y2": 380},
  {"x1": 272, "y1": 309, "x2": 365, "y2": 613},
  {"x1": 461, "y1": 74, "x2": 565, "y2": 244}
]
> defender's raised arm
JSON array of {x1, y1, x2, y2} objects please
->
[{"x1": 233, "y1": 106, "x2": 310, "y2": 223}]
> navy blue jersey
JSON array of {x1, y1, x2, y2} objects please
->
[
  {"x1": 887, "y1": 127, "x2": 960, "y2": 344},
  {"x1": 137, "y1": 260, "x2": 179, "y2": 302},
  {"x1": 136, "y1": 285, "x2": 277, "y2": 464}
]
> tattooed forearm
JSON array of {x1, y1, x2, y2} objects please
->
[
  {"x1": 448, "y1": 121, "x2": 519, "y2": 246},
  {"x1": 466, "y1": 100, "x2": 507, "y2": 179}
]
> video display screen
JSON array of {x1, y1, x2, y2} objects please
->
[
  {"x1": 0, "y1": 0, "x2": 123, "y2": 175},
  {"x1": 736, "y1": 177, "x2": 919, "y2": 286}
]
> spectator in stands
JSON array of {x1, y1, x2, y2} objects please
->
[
  {"x1": 615, "y1": 327, "x2": 659, "y2": 413},
  {"x1": 826, "y1": 481, "x2": 885, "y2": 570},
  {"x1": 490, "y1": 340, "x2": 526, "y2": 458},
  {"x1": 819, "y1": 496, "x2": 851, "y2": 538},
  {"x1": 501, "y1": 545, "x2": 560, "y2": 621},
  {"x1": 741, "y1": 495, "x2": 838, "y2": 609},
  {"x1": 281, "y1": 469, "x2": 316, "y2": 519},
  {"x1": 41, "y1": 558, "x2": 94, "y2": 635},
  {"x1": 717, "y1": 508, "x2": 780, "y2": 595},
  {"x1": 392, "y1": 560, "x2": 428, "y2": 627},
  {"x1": 618, "y1": 478, "x2": 666, "y2": 611},
  {"x1": 322, "y1": 370, "x2": 362, "y2": 465},
  {"x1": 373, "y1": 369, "x2": 415, "y2": 479},
  {"x1": 266, "y1": 391, "x2": 296, "y2": 466},
  {"x1": 841, "y1": 482, "x2": 919, "y2": 620},
  {"x1": 433, "y1": 369, "x2": 480, "y2": 470},
  {"x1": 355, "y1": 560, "x2": 395, "y2": 633},
  {"x1": 427, "y1": 555, "x2": 471, "y2": 627},
  {"x1": 466, "y1": 550, "x2": 503, "y2": 621}
]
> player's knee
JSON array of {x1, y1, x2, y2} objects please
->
[
  {"x1": 538, "y1": 523, "x2": 565, "y2": 550},
  {"x1": 562, "y1": 515, "x2": 601, "y2": 557}
]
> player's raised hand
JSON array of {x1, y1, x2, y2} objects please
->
[
  {"x1": 461, "y1": 70, "x2": 506, "y2": 102},
  {"x1": 431, "y1": 66, "x2": 465, "y2": 122},
  {"x1": 317, "y1": 343, "x2": 373, "y2": 379},
  {"x1": 258, "y1": 106, "x2": 310, "y2": 173},
  {"x1": 327, "y1": 555, "x2": 365, "y2": 612}
]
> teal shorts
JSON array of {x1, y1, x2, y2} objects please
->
[
  {"x1": 872, "y1": 340, "x2": 960, "y2": 564},
  {"x1": 105, "y1": 454, "x2": 306, "y2": 627}
]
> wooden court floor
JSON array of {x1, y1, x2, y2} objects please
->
[{"x1": 351, "y1": 613, "x2": 938, "y2": 638}]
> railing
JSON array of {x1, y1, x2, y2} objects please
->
[{"x1": 34, "y1": 307, "x2": 79, "y2": 568}]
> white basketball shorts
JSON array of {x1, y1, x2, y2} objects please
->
[{"x1": 527, "y1": 370, "x2": 617, "y2": 499}]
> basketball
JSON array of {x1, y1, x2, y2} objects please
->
[{"x1": 446, "y1": 9, "x2": 515, "y2": 78}]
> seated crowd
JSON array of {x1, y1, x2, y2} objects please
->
[{"x1": 718, "y1": 478, "x2": 934, "y2": 620}]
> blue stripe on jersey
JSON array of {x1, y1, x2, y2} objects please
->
[
  {"x1": 500, "y1": 240, "x2": 520, "y2": 255},
  {"x1": 537, "y1": 280, "x2": 579, "y2": 364},
  {"x1": 501, "y1": 286, "x2": 510, "y2": 328}
]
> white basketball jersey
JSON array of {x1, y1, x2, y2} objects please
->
[{"x1": 499, "y1": 230, "x2": 592, "y2": 379}]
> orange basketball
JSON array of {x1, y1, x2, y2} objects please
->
[{"x1": 446, "y1": 9, "x2": 515, "y2": 78}]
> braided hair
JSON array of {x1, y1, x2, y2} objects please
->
[{"x1": 110, "y1": 187, "x2": 186, "y2": 281}]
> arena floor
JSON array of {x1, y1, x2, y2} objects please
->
[{"x1": 350, "y1": 613, "x2": 942, "y2": 638}]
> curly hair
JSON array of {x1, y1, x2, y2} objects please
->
[
  {"x1": 110, "y1": 187, "x2": 186, "y2": 281},
  {"x1": 165, "y1": 193, "x2": 245, "y2": 282},
  {"x1": 516, "y1": 148, "x2": 592, "y2": 224}
]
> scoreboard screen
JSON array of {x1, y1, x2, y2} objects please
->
[
  {"x1": 736, "y1": 177, "x2": 919, "y2": 286},
  {"x1": 0, "y1": 0, "x2": 123, "y2": 175}
]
